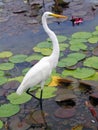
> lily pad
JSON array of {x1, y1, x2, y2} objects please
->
[
  {"x1": 84, "y1": 72, "x2": 98, "y2": 80},
  {"x1": 70, "y1": 42, "x2": 87, "y2": 51},
  {"x1": 39, "y1": 48, "x2": 52, "y2": 56},
  {"x1": 0, "y1": 51, "x2": 13, "y2": 58},
  {"x1": 22, "y1": 68, "x2": 30, "y2": 75},
  {"x1": 69, "y1": 38, "x2": 87, "y2": 44},
  {"x1": 72, "y1": 32, "x2": 92, "y2": 39},
  {"x1": 0, "y1": 103, "x2": 20, "y2": 117},
  {"x1": 36, "y1": 86, "x2": 57, "y2": 99},
  {"x1": 37, "y1": 41, "x2": 52, "y2": 48},
  {"x1": 0, "y1": 62, "x2": 14, "y2": 70},
  {"x1": 9, "y1": 54, "x2": 27, "y2": 63},
  {"x1": 96, "y1": 26, "x2": 98, "y2": 30},
  {"x1": 88, "y1": 37, "x2": 98, "y2": 44},
  {"x1": 59, "y1": 43, "x2": 69, "y2": 51},
  {"x1": 54, "y1": 107, "x2": 76, "y2": 118},
  {"x1": 0, "y1": 77, "x2": 7, "y2": 85},
  {"x1": 84, "y1": 56, "x2": 98, "y2": 69},
  {"x1": 8, "y1": 76, "x2": 23, "y2": 82},
  {"x1": 67, "y1": 52, "x2": 86, "y2": 61},
  {"x1": 58, "y1": 57, "x2": 77, "y2": 67},
  {"x1": 7, "y1": 92, "x2": 32, "y2": 104},
  {"x1": 62, "y1": 68, "x2": 95, "y2": 79},
  {"x1": 25, "y1": 54, "x2": 43, "y2": 62},
  {"x1": 47, "y1": 35, "x2": 67, "y2": 43},
  {"x1": 0, "y1": 120, "x2": 3, "y2": 129},
  {"x1": 92, "y1": 31, "x2": 98, "y2": 35},
  {"x1": 0, "y1": 70, "x2": 4, "y2": 76}
]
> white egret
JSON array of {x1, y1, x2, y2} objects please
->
[{"x1": 16, "y1": 12, "x2": 67, "y2": 109}]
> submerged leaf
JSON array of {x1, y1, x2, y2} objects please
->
[
  {"x1": 0, "y1": 63, "x2": 14, "y2": 70},
  {"x1": 36, "y1": 86, "x2": 57, "y2": 99},
  {"x1": 0, "y1": 103, "x2": 20, "y2": 117},
  {"x1": 0, "y1": 51, "x2": 13, "y2": 58},
  {"x1": 9, "y1": 54, "x2": 27, "y2": 63},
  {"x1": 7, "y1": 92, "x2": 32, "y2": 104}
]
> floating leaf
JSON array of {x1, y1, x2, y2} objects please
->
[
  {"x1": 0, "y1": 70, "x2": 4, "y2": 76},
  {"x1": 7, "y1": 92, "x2": 32, "y2": 104},
  {"x1": 84, "y1": 56, "x2": 98, "y2": 69},
  {"x1": 0, "y1": 63, "x2": 14, "y2": 70},
  {"x1": 36, "y1": 86, "x2": 57, "y2": 99},
  {"x1": 59, "y1": 43, "x2": 69, "y2": 51},
  {"x1": 88, "y1": 37, "x2": 98, "y2": 44},
  {"x1": 96, "y1": 26, "x2": 98, "y2": 30},
  {"x1": 39, "y1": 48, "x2": 52, "y2": 55},
  {"x1": 22, "y1": 68, "x2": 30, "y2": 75},
  {"x1": 62, "y1": 68, "x2": 95, "y2": 79},
  {"x1": 33, "y1": 47, "x2": 42, "y2": 52},
  {"x1": 69, "y1": 38, "x2": 87, "y2": 44},
  {"x1": 58, "y1": 57, "x2": 77, "y2": 67},
  {"x1": 0, "y1": 51, "x2": 13, "y2": 58},
  {"x1": 48, "y1": 76, "x2": 62, "y2": 87},
  {"x1": 92, "y1": 31, "x2": 98, "y2": 35},
  {"x1": 8, "y1": 76, "x2": 23, "y2": 82},
  {"x1": 37, "y1": 41, "x2": 52, "y2": 48},
  {"x1": 0, "y1": 103, "x2": 20, "y2": 117},
  {"x1": 84, "y1": 72, "x2": 98, "y2": 80},
  {"x1": 0, "y1": 77, "x2": 7, "y2": 85},
  {"x1": 9, "y1": 54, "x2": 27, "y2": 63},
  {"x1": 70, "y1": 42, "x2": 87, "y2": 51},
  {"x1": 72, "y1": 32, "x2": 92, "y2": 39},
  {"x1": 47, "y1": 35, "x2": 67, "y2": 43},
  {"x1": 25, "y1": 54, "x2": 43, "y2": 62},
  {"x1": 0, "y1": 120, "x2": 3, "y2": 129},
  {"x1": 67, "y1": 52, "x2": 86, "y2": 61}
]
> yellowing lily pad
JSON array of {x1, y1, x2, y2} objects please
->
[
  {"x1": 0, "y1": 120, "x2": 3, "y2": 129},
  {"x1": 84, "y1": 72, "x2": 98, "y2": 80},
  {"x1": 47, "y1": 35, "x2": 67, "y2": 43},
  {"x1": 0, "y1": 62, "x2": 14, "y2": 70},
  {"x1": 40, "y1": 48, "x2": 52, "y2": 55},
  {"x1": 36, "y1": 86, "x2": 57, "y2": 99},
  {"x1": 84, "y1": 56, "x2": 98, "y2": 69},
  {"x1": 0, "y1": 51, "x2": 13, "y2": 58},
  {"x1": 0, "y1": 77, "x2": 7, "y2": 85},
  {"x1": 9, "y1": 54, "x2": 27, "y2": 63},
  {"x1": 62, "y1": 68, "x2": 95, "y2": 79},
  {"x1": 7, "y1": 92, "x2": 32, "y2": 104},
  {"x1": 72, "y1": 32, "x2": 92, "y2": 39},
  {"x1": 0, "y1": 103, "x2": 20, "y2": 117}
]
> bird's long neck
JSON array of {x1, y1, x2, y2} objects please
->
[{"x1": 42, "y1": 15, "x2": 60, "y2": 68}]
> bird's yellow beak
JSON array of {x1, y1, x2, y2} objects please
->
[{"x1": 50, "y1": 13, "x2": 68, "y2": 19}]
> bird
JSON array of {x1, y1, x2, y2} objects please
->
[{"x1": 16, "y1": 12, "x2": 68, "y2": 109}]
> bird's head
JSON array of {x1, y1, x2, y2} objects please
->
[{"x1": 43, "y1": 12, "x2": 68, "y2": 19}]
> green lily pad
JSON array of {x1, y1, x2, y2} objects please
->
[
  {"x1": 84, "y1": 72, "x2": 98, "y2": 80},
  {"x1": 22, "y1": 68, "x2": 30, "y2": 75},
  {"x1": 9, "y1": 54, "x2": 27, "y2": 63},
  {"x1": 95, "y1": 26, "x2": 98, "y2": 30},
  {"x1": 92, "y1": 31, "x2": 98, "y2": 35},
  {"x1": 37, "y1": 41, "x2": 52, "y2": 48},
  {"x1": 84, "y1": 56, "x2": 98, "y2": 69},
  {"x1": 70, "y1": 43, "x2": 87, "y2": 51},
  {"x1": 40, "y1": 48, "x2": 52, "y2": 56},
  {"x1": 0, "y1": 103, "x2": 20, "y2": 117},
  {"x1": 8, "y1": 76, "x2": 23, "y2": 82},
  {"x1": 58, "y1": 57, "x2": 77, "y2": 67},
  {"x1": 0, "y1": 71, "x2": 4, "y2": 76},
  {"x1": 69, "y1": 38, "x2": 87, "y2": 44},
  {"x1": 62, "y1": 68, "x2": 95, "y2": 79},
  {"x1": 67, "y1": 52, "x2": 86, "y2": 61},
  {"x1": 59, "y1": 43, "x2": 69, "y2": 51},
  {"x1": 0, "y1": 62, "x2": 14, "y2": 70},
  {"x1": 7, "y1": 92, "x2": 32, "y2": 104},
  {"x1": 72, "y1": 32, "x2": 92, "y2": 39},
  {"x1": 47, "y1": 35, "x2": 67, "y2": 43},
  {"x1": 25, "y1": 54, "x2": 43, "y2": 62},
  {"x1": 0, "y1": 120, "x2": 3, "y2": 129},
  {"x1": 0, "y1": 51, "x2": 13, "y2": 58},
  {"x1": 36, "y1": 86, "x2": 57, "y2": 99},
  {"x1": 0, "y1": 77, "x2": 7, "y2": 85},
  {"x1": 33, "y1": 47, "x2": 42, "y2": 52},
  {"x1": 88, "y1": 37, "x2": 98, "y2": 44}
]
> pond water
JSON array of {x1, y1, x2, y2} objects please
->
[{"x1": 0, "y1": 1, "x2": 98, "y2": 130}]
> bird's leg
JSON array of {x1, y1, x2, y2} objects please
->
[
  {"x1": 40, "y1": 89, "x2": 43, "y2": 110},
  {"x1": 26, "y1": 88, "x2": 40, "y2": 100}
]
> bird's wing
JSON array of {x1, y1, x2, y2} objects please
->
[{"x1": 17, "y1": 59, "x2": 51, "y2": 94}]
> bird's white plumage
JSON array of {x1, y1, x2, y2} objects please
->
[{"x1": 16, "y1": 12, "x2": 61, "y2": 95}]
